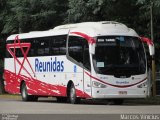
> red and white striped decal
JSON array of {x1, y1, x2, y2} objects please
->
[
  {"x1": 70, "y1": 32, "x2": 96, "y2": 44},
  {"x1": 85, "y1": 72, "x2": 147, "y2": 88}
]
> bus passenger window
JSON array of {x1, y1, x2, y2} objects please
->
[
  {"x1": 83, "y1": 41, "x2": 91, "y2": 71},
  {"x1": 68, "y1": 36, "x2": 91, "y2": 70},
  {"x1": 37, "y1": 39, "x2": 50, "y2": 56},
  {"x1": 50, "y1": 36, "x2": 67, "y2": 55},
  {"x1": 68, "y1": 36, "x2": 83, "y2": 63}
]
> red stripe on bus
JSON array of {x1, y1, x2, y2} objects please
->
[
  {"x1": 70, "y1": 32, "x2": 96, "y2": 44},
  {"x1": 85, "y1": 72, "x2": 147, "y2": 88},
  {"x1": 4, "y1": 70, "x2": 91, "y2": 98},
  {"x1": 6, "y1": 35, "x2": 35, "y2": 79},
  {"x1": 140, "y1": 37, "x2": 153, "y2": 46}
]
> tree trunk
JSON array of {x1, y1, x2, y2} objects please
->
[
  {"x1": 0, "y1": 60, "x2": 5, "y2": 94},
  {"x1": 0, "y1": 79, "x2": 5, "y2": 94}
]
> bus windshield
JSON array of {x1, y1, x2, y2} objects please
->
[{"x1": 92, "y1": 36, "x2": 146, "y2": 77}]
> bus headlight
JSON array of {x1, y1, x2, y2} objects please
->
[
  {"x1": 137, "y1": 81, "x2": 147, "y2": 88},
  {"x1": 92, "y1": 81, "x2": 107, "y2": 88}
]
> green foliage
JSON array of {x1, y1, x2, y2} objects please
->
[
  {"x1": 0, "y1": 0, "x2": 160, "y2": 48},
  {"x1": 67, "y1": 0, "x2": 87, "y2": 22},
  {"x1": 67, "y1": 0, "x2": 144, "y2": 30},
  {"x1": 1, "y1": 0, "x2": 68, "y2": 34},
  {"x1": 67, "y1": 0, "x2": 160, "y2": 49},
  {"x1": 0, "y1": 0, "x2": 159, "y2": 40}
]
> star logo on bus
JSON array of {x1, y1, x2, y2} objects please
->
[{"x1": 6, "y1": 35, "x2": 35, "y2": 79}]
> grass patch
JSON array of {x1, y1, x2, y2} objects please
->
[{"x1": 0, "y1": 94, "x2": 21, "y2": 100}]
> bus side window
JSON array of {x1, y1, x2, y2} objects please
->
[
  {"x1": 6, "y1": 40, "x2": 13, "y2": 58},
  {"x1": 83, "y1": 40, "x2": 91, "y2": 71},
  {"x1": 5, "y1": 49, "x2": 12, "y2": 58},
  {"x1": 50, "y1": 36, "x2": 67, "y2": 55},
  {"x1": 37, "y1": 38, "x2": 50, "y2": 56},
  {"x1": 23, "y1": 38, "x2": 36, "y2": 57},
  {"x1": 68, "y1": 36, "x2": 91, "y2": 70},
  {"x1": 29, "y1": 39, "x2": 36, "y2": 57},
  {"x1": 16, "y1": 48, "x2": 23, "y2": 57},
  {"x1": 68, "y1": 36, "x2": 83, "y2": 64}
]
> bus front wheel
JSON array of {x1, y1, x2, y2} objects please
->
[{"x1": 69, "y1": 83, "x2": 80, "y2": 104}]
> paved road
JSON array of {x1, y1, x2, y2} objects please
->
[
  {"x1": 1, "y1": 97, "x2": 160, "y2": 120},
  {"x1": 0, "y1": 97, "x2": 160, "y2": 114}
]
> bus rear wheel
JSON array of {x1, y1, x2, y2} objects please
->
[{"x1": 21, "y1": 82, "x2": 38, "y2": 101}]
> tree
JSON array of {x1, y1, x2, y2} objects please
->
[
  {"x1": 0, "y1": 0, "x2": 7, "y2": 94},
  {"x1": 0, "y1": 0, "x2": 5, "y2": 32},
  {"x1": 1, "y1": 0, "x2": 68, "y2": 34},
  {"x1": 137, "y1": 0, "x2": 160, "y2": 70}
]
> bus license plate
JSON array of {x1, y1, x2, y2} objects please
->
[{"x1": 119, "y1": 91, "x2": 127, "y2": 95}]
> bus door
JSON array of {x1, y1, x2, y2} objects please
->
[
  {"x1": 83, "y1": 42, "x2": 92, "y2": 98},
  {"x1": 67, "y1": 33, "x2": 92, "y2": 98}
]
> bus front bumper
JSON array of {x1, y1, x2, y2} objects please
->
[{"x1": 91, "y1": 88, "x2": 148, "y2": 99}]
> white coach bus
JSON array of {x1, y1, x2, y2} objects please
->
[{"x1": 4, "y1": 21, "x2": 154, "y2": 104}]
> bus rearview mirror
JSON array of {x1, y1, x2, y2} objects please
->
[
  {"x1": 140, "y1": 37, "x2": 155, "y2": 56},
  {"x1": 90, "y1": 44, "x2": 95, "y2": 54},
  {"x1": 148, "y1": 44, "x2": 155, "y2": 56}
]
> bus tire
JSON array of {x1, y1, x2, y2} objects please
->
[
  {"x1": 69, "y1": 83, "x2": 80, "y2": 104},
  {"x1": 21, "y1": 82, "x2": 30, "y2": 101},
  {"x1": 21, "y1": 82, "x2": 38, "y2": 101}
]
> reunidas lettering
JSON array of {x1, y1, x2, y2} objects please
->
[{"x1": 35, "y1": 57, "x2": 64, "y2": 72}]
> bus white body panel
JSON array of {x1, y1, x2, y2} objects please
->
[
  {"x1": 4, "y1": 21, "x2": 148, "y2": 102},
  {"x1": 90, "y1": 73, "x2": 148, "y2": 98}
]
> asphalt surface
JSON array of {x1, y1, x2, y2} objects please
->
[{"x1": 0, "y1": 97, "x2": 160, "y2": 120}]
